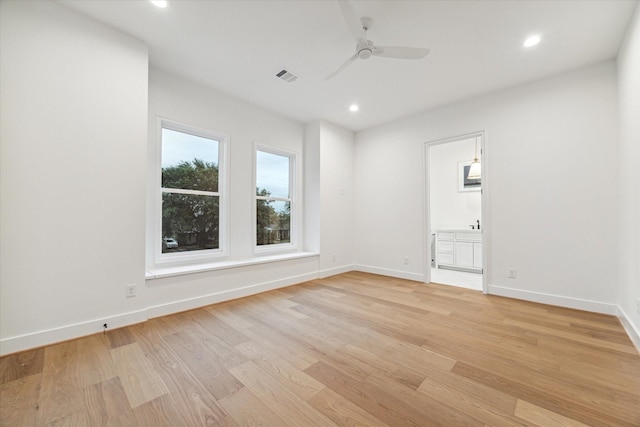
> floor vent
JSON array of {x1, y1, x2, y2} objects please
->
[{"x1": 276, "y1": 69, "x2": 298, "y2": 83}]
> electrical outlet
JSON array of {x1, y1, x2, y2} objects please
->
[
  {"x1": 332, "y1": 254, "x2": 337, "y2": 262},
  {"x1": 126, "y1": 284, "x2": 136, "y2": 298},
  {"x1": 404, "y1": 257, "x2": 409, "y2": 265},
  {"x1": 508, "y1": 268, "x2": 517, "y2": 278}
]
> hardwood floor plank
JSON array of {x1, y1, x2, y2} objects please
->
[
  {"x1": 503, "y1": 318, "x2": 638, "y2": 355},
  {"x1": 177, "y1": 316, "x2": 249, "y2": 370},
  {"x1": 0, "y1": 373, "x2": 42, "y2": 426},
  {"x1": 416, "y1": 366, "x2": 523, "y2": 426},
  {"x1": 162, "y1": 329, "x2": 244, "y2": 400},
  {"x1": 128, "y1": 322, "x2": 228, "y2": 425},
  {"x1": 290, "y1": 292, "x2": 427, "y2": 347},
  {"x1": 76, "y1": 333, "x2": 117, "y2": 388},
  {"x1": 107, "y1": 327, "x2": 137, "y2": 349},
  {"x1": 2, "y1": 272, "x2": 639, "y2": 426},
  {"x1": 0, "y1": 347, "x2": 44, "y2": 385},
  {"x1": 355, "y1": 330, "x2": 457, "y2": 374},
  {"x1": 307, "y1": 387, "x2": 390, "y2": 427},
  {"x1": 82, "y1": 376, "x2": 136, "y2": 426},
  {"x1": 38, "y1": 341, "x2": 84, "y2": 425},
  {"x1": 43, "y1": 409, "x2": 91, "y2": 426},
  {"x1": 337, "y1": 343, "x2": 426, "y2": 389},
  {"x1": 452, "y1": 361, "x2": 638, "y2": 427},
  {"x1": 110, "y1": 342, "x2": 169, "y2": 409},
  {"x1": 514, "y1": 399, "x2": 590, "y2": 427},
  {"x1": 305, "y1": 360, "x2": 471, "y2": 427},
  {"x1": 131, "y1": 395, "x2": 185, "y2": 427},
  {"x1": 218, "y1": 385, "x2": 289, "y2": 427},
  {"x1": 252, "y1": 293, "x2": 309, "y2": 320},
  {"x1": 365, "y1": 371, "x2": 485, "y2": 426},
  {"x1": 204, "y1": 304, "x2": 255, "y2": 331},
  {"x1": 229, "y1": 361, "x2": 338, "y2": 427},
  {"x1": 240, "y1": 324, "x2": 319, "y2": 371},
  {"x1": 320, "y1": 278, "x2": 453, "y2": 316},
  {"x1": 182, "y1": 308, "x2": 251, "y2": 347},
  {"x1": 234, "y1": 340, "x2": 325, "y2": 400}
]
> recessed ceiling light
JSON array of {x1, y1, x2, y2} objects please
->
[
  {"x1": 523, "y1": 35, "x2": 541, "y2": 48},
  {"x1": 150, "y1": 0, "x2": 168, "y2": 8},
  {"x1": 349, "y1": 104, "x2": 359, "y2": 112}
]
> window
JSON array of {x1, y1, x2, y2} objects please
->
[
  {"x1": 156, "y1": 120, "x2": 227, "y2": 263},
  {"x1": 255, "y1": 147, "x2": 295, "y2": 250}
]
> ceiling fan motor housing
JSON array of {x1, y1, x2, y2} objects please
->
[
  {"x1": 358, "y1": 47, "x2": 372, "y2": 59},
  {"x1": 357, "y1": 40, "x2": 374, "y2": 59}
]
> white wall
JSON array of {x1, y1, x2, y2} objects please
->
[
  {"x1": 147, "y1": 68, "x2": 307, "y2": 263},
  {"x1": 355, "y1": 61, "x2": 619, "y2": 311},
  {"x1": 0, "y1": 2, "x2": 322, "y2": 355},
  {"x1": 617, "y1": 3, "x2": 640, "y2": 346},
  {"x1": 1, "y1": 0, "x2": 635, "y2": 354},
  {"x1": 0, "y1": 1, "x2": 149, "y2": 354},
  {"x1": 353, "y1": 120, "x2": 427, "y2": 281},
  {"x1": 145, "y1": 68, "x2": 319, "y2": 318},
  {"x1": 318, "y1": 121, "x2": 355, "y2": 276},
  {"x1": 430, "y1": 137, "x2": 482, "y2": 231},
  {"x1": 304, "y1": 121, "x2": 321, "y2": 254}
]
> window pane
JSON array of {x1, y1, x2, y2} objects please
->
[
  {"x1": 162, "y1": 128, "x2": 219, "y2": 192},
  {"x1": 162, "y1": 193, "x2": 219, "y2": 252},
  {"x1": 256, "y1": 200, "x2": 290, "y2": 246},
  {"x1": 256, "y1": 150, "x2": 289, "y2": 198}
]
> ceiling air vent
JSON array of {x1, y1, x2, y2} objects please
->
[{"x1": 276, "y1": 69, "x2": 298, "y2": 83}]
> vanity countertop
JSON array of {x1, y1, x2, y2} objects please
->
[{"x1": 436, "y1": 228, "x2": 481, "y2": 233}]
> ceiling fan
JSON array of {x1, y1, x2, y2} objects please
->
[{"x1": 326, "y1": 1, "x2": 430, "y2": 80}]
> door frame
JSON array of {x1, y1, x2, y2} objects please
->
[{"x1": 424, "y1": 131, "x2": 489, "y2": 294}]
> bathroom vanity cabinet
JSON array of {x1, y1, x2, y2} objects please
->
[{"x1": 435, "y1": 229, "x2": 482, "y2": 272}]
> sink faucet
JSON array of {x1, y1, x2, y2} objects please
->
[{"x1": 477, "y1": 219, "x2": 481, "y2": 230}]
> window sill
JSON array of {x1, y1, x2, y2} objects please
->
[{"x1": 145, "y1": 251, "x2": 318, "y2": 281}]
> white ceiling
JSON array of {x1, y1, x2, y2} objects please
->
[{"x1": 58, "y1": 0, "x2": 637, "y2": 132}]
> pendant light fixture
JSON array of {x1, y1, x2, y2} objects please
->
[{"x1": 468, "y1": 137, "x2": 482, "y2": 180}]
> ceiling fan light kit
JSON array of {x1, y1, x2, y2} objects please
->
[{"x1": 326, "y1": 2, "x2": 430, "y2": 80}]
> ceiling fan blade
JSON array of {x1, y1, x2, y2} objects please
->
[
  {"x1": 338, "y1": 0, "x2": 365, "y2": 42},
  {"x1": 325, "y1": 53, "x2": 358, "y2": 80},
  {"x1": 373, "y1": 46, "x2": 430, "y2": 60}
]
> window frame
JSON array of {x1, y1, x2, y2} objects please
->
[
  {"x1": 153, "y1": 118, "x2": 229, "y2": 266},
  {"x1": 253, "y1": 144, "x2": 298, "y2": 254}
]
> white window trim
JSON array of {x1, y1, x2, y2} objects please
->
[
  {"x1": 153, "y1": 117, "x2": 229, "y2": 267},
  {"x1": 253, "y1": 144, "x2": 299, "y2": 255}
]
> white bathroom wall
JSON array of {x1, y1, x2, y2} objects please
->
[
  {"x1": 429, "y1": 137, "x2": 482, "y2": 231},
  {"x1": 0, "y1": 0, "x2": 149, "y2": 354},
  {"x1": 355, "y1": 61, "x2": 619, "y2": 311},
  {"x1": 617, "y1": 3, "x2": 640, "y2": 347}
]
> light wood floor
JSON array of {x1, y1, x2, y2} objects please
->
[{"x1": 2, "y1": 272, "x2": 640, "y2": 426}]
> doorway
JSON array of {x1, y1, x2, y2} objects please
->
[{"x1": 425, "y1": 132, "x2": 487, "y2": 293}]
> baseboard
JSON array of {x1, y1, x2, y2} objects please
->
[
  {"x1": 0, "y1": 272, "x2": 319, "y2": 356},
  {"x1": 146, "y1": 271, "x2": 319, "y2": 319},
  {"x1": 354, "y1": 264, "x2": 425, "y2": 282},
  {"x1": 318, "y1": 264, "x2": 355, "y2": 279},
  {"x1": 618, "y1": 305, "x2": 640, "y2": 353},
  {"x1": 0, "y1": 309, "x2": 148, "y2": 356},
  {"x1": 487, "y1": 285, "x2": 619, "y2": 315}
]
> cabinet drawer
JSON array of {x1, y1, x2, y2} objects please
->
[
  {"x1": 455, "y1": 232, "x2": 481, "y2": 242},
  {"x1": 437, "y1": 241, "x2": 454, "y2": 252},
  {"x1": 438, "y1": 253, "x2": 454, "y2": 265},
  {"x1": 437, "y1": 232, "x2": 454, "y2": 241}
]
